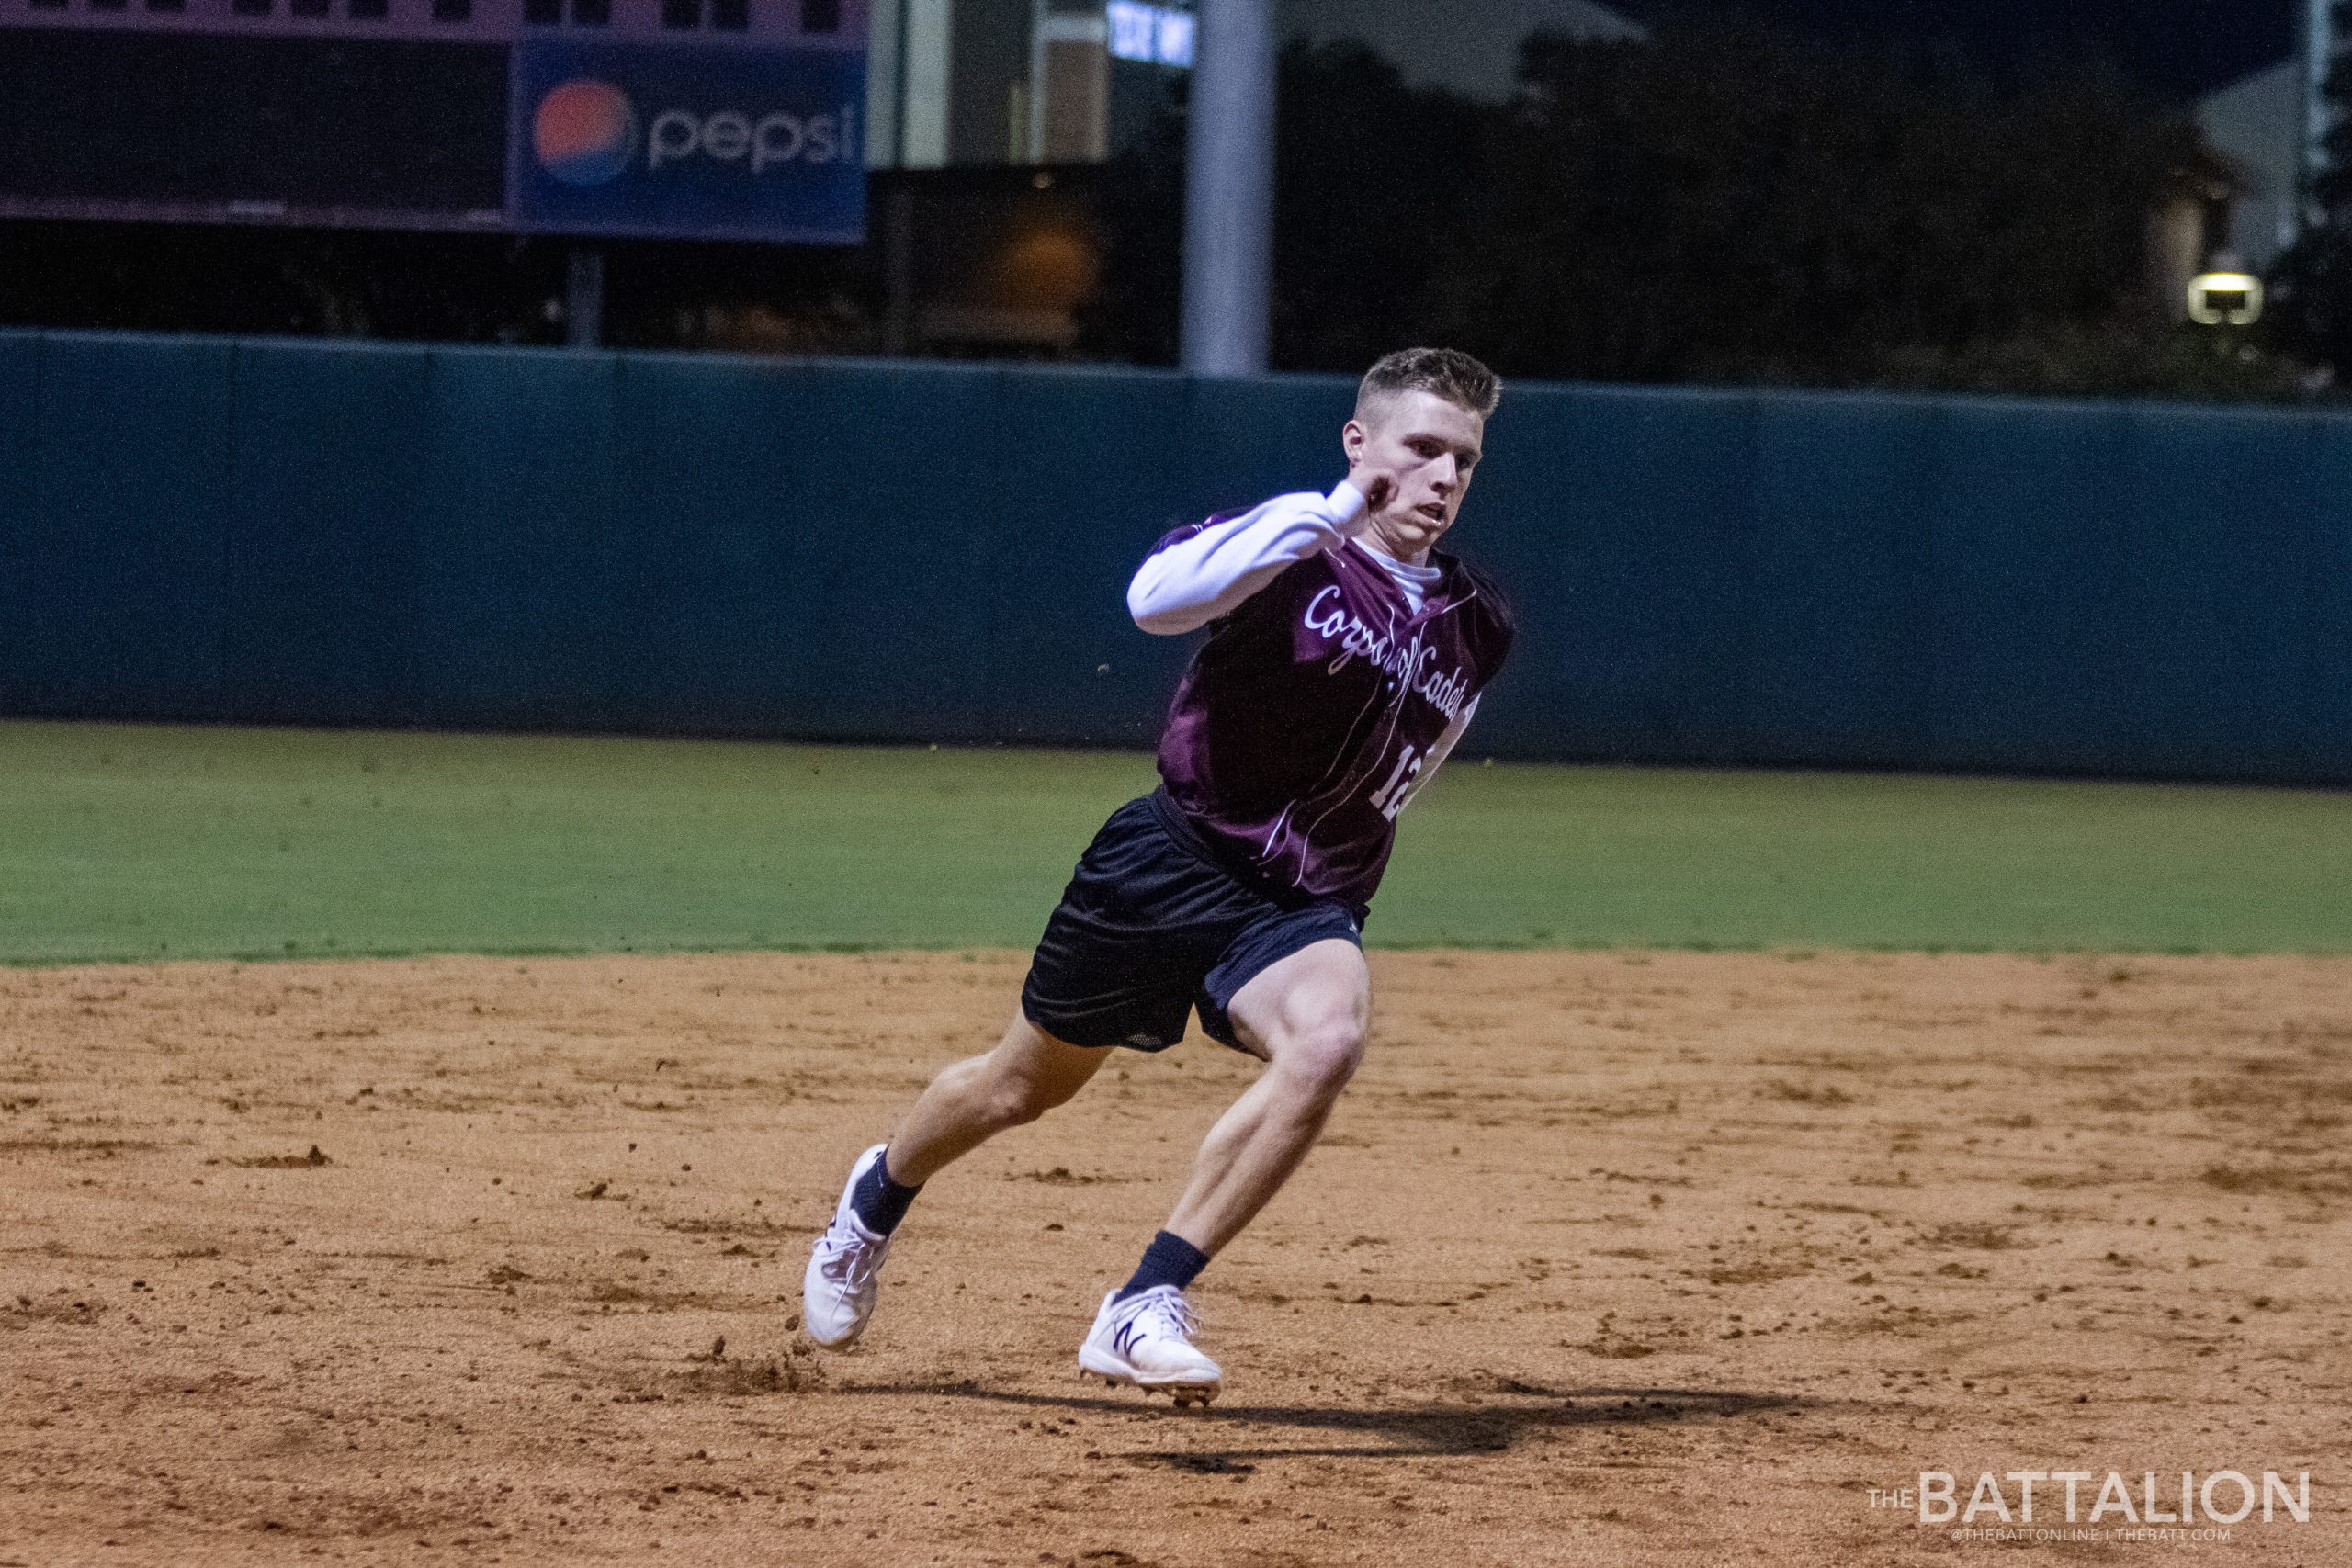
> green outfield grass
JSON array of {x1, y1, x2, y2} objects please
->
[{"x1": 3, "y1": 718, "x2": 2348, "y2": 964}]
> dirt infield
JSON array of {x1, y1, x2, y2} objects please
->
[{"x1": 3, "y1": 950, "x2": 2346, "y2": 1566}]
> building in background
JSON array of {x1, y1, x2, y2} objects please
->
[
  {"x1": 2191, "y1": 0, "x2": 2347, "y2": 280},
  {"x1": 864, "y1": 0, "x2": 1638, "y2": 171},
  {"x1": 865, "y1": 0, "x2": 1189, "y2": 168},
  {"x1": 2199, "y1": 58, "x2": 2302, "y2": 273}
]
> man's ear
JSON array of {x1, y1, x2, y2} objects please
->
[{"x1": 1342, "y1": 418, "x2": 1366, "y2": 464}]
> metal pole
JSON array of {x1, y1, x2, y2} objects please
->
[
  {"x1": 1180, "y1": 0, "x2": 1275, "y2": 376},
  {"x1": 566, "y1": 245, "x2": 604, "y2": 349}
]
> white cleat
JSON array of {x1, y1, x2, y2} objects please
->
[
  {"x1": 802, "y1": 1143, "x2": 894, "y2": 1348},
  {"x1": 1077, "y1": 1285, "x2": 1223, "y2": 1407}
]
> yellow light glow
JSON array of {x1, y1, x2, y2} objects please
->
[{"x1": 2188, "y1": 271, "x2": 2263, "y2": 327}]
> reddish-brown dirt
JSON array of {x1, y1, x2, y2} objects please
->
[{"x1": 2, "y1": 950, "x2": 2346, "y2": 1566}]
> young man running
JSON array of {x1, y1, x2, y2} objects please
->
[{"x1": 803, "y1": 348, "x2": 1514, "y2": 1405}]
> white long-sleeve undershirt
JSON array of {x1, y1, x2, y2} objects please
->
[
  {"x1": 1374, "y1": 552, "x2": 1443, "y2": 615},
  {"x1": 1126, "y1": 482, "x2": 1372, "y2": 636}
]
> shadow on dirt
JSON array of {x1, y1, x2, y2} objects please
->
[{"x1": 850, "y1": 1379, "x2": 1809, "y2": 1465}]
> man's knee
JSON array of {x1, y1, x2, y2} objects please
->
[
  {"x1": 1269, "y1": 1015, "x2": 1366, "y2": 1100},
  {"x1": 976, "y1": 1052, "x2": 1089, "y2": 1128}
]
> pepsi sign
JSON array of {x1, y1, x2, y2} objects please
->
[{"x1": 512, "y1": 39, "x2": 864, "y2": 243}]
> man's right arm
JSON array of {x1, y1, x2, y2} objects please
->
[{"x1": 1126, "y1": 479, "x2": 1388, "y2": 636}]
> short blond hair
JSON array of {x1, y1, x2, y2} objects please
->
[{"x1": 1358, "y1": 347, "x2": 1502, "y2": 419}]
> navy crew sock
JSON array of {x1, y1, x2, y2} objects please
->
[
  {"x1": 849, "y1": 1147, "x2": 922, "y2": 1236},
  {"x1": 1115, "y1": 1230, "x2": 1211, "y2": 1302}
]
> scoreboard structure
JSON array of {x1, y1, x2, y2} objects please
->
[{"x1": 0, "y1": 0, "x2": 867, "y2": 243}]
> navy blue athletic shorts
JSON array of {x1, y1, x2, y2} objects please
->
[{"x1": 1019, "y1": 790, "x2": 1364, "y2": 1055}]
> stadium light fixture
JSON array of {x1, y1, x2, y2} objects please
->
[{"x1": 2187, "y1": 269, "x2": 2264, "y2": 327}]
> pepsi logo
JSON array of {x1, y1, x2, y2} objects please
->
[{"x1": 534, "y1": 80, "x2": 638, "y2": 187}]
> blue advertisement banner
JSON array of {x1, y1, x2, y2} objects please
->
[{"x1": 511, "y1": 39, "x2": 865, "y2": 244}]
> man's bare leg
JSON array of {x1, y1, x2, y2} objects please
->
[
  {"x1": 1072, "y1": 939, "x2": 1367, "y2": 1400},
  {"x1": 804, "y1": 1010, "x2": 1106, "y2": 1347},
  {"x1": 1160, "y1": 939, "x2": 1370, "y2": 1256},
  {"x1": 883, "y1": 1010, "x2": 1107, "y2": 1186}
]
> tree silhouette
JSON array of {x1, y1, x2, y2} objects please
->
[
  {"x1": 1091, "y1": 17, "x2": 2290, "y2": 396},
  {"x1": 1431, "y1": 18, "x2": 2222, "y2": 389}
]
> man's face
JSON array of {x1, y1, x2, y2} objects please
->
[{"x1": 1343, "y1": 389, "x2": 1486, "y2": 556}]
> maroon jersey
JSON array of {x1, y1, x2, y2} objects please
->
[{"x1": 1137, "y1": 496, "x2": 1514, "y2": 914}]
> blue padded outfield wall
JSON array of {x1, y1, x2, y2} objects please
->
[{"x1": 2, "y1": 329, "x2": 2348, "y2": 783}]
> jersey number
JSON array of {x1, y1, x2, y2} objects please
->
[{"x1": 1367, "y1": 743, "x2": 1423, "y2": 819}]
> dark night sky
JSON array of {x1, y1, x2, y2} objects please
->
[{"x1": 1621, "y1": 0, "x2": 2299, "y2": 97}]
